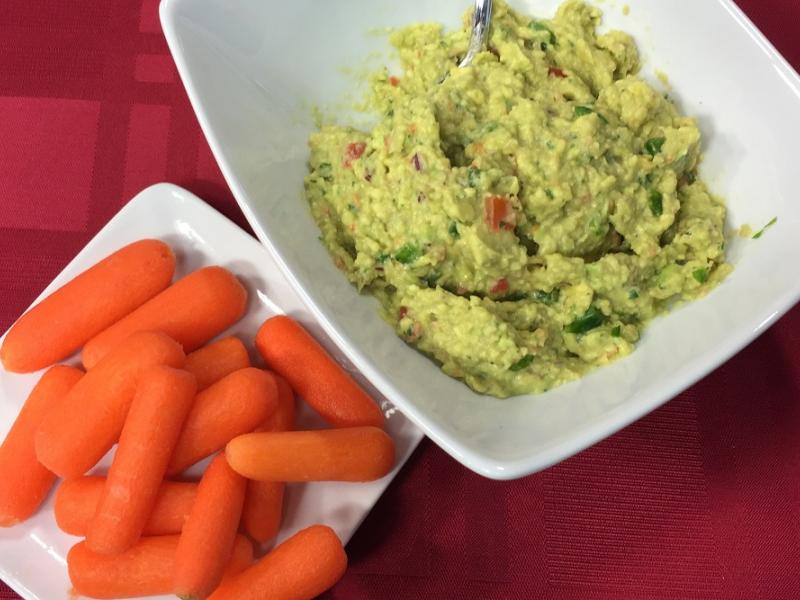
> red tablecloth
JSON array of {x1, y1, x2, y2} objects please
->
[{"x1": 1, "y1": 2, "x2": 799, "y2": 598}]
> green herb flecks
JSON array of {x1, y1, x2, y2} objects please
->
[
  {"x1": 532, "y1": 289, "x2": 560, "y2": 305},
  {"x1": 692, "y1": 268, "x2": 709, "y2": 284},
  {"x1": 529, "y1": 22, "x2": 557, "y2": 46},
  {"x1": 649, "y1": 190, "x2": 664, "y2": 217},
  {"x1": 509, "y1": 354, "x2": 535, "y2": 372},
  {"x1": 566, "y1": 306, "x2": 605, "y2": 334},
  {"x1": 499, "y1": 291, "x2": 529, "y2": 302},
  {"x1": 394, "y1": 244, "x2": 420, "y2": 264},
  {"x1": 752, "y1": 217, "x2": 778, "y2": 239},
  {"x1": 448, "y1": 221, "x2": 460, "y2": 239},
  {"x1": 644, "y1": 137, "x2": 666, "y2": 157},
  {"x1": 574, "y1": 105, "x2": 607, "y2": 123}
]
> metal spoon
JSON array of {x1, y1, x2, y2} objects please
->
[{"x1": 458, "y1": 0, "x2": 493, "y2": 68}]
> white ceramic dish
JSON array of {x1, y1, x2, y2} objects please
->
[
  {"x1": 161, "y1": 0, "x2": 800, "y2": 480},
  {"x1": 0, "y1": 183, "x2": 423, "y2": 600}
]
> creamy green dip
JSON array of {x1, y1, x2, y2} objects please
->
[{"x1": 304, "y1": 0, "x2": 730, "y2": 398}]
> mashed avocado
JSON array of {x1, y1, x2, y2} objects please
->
[{"x1": 304, "y1": 0, "x2": 730, "y2": 398}]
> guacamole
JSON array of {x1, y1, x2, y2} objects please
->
[{"x1": 304, "y1": 0, "x2": 730, "y2": 398}]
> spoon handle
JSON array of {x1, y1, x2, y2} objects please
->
[{"x1": 458, "y1": 0, "x2": 493, "y2": 68}]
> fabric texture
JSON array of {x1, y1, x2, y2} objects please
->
[{"x1": 1, "y1": 1, "x2": 798, "y2": 598}]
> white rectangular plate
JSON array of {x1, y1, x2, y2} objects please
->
[{"x1": 0, "y1": 183, "x2": 423, "y2": 600}]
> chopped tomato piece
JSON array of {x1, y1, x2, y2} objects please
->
[
  {"x1": 548, "y1": 67, "x2": 567, "y2": 78},
  {"x1": 484, "y1": 196, "x2": 511, "y2": 232},
  {"x1": 490, "y1": 278, "x2": 510, "y2": 296},
  {"x1": 389, "y1": 76, "x2": 400, "y2": 87},
  {"x1": 344, "y1": 142, "x2": 366, "y2": 167},
  {"x1": 398, "y1": 306, "x2": 408, "y2": 319}
]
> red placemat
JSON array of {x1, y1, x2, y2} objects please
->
[{"x1": 1, "y1": 2, "x2": 798, "y2": 599}]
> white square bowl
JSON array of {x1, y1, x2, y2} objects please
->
[{"x1": 161, "y1": 0, "x2": 800, "y2": 480}]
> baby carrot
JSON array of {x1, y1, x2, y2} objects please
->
[
  {"x1": 184, "y1": 336, "x2": 250, "y2": 391},
  {"x1": 174, "y1": 454, "x2": 247, "y2": 600},
  {"x1": 226, "y1": 426, "x2": 395, "y2": 482},
  {"x1": 207, "y1": 525, "x2": 347, "y2": 600},
  {"x1": 68, "y1": 534, "x2": 253, "y2": 600},
  {"x1": 0, "y1": 239, "x2": 175, "y2": 373},
  {"x1": 35, "y1": 331, "x2": 185, "y2": 479},
  {"x1": 242, "y1": 375, "x2": 296, "y2": 543},
  {"x1": 167, "y1": 368, "x2": 277, "y2": 475},
  {"x1": 81, "y1": 266, "x2": 247, "y2": 369},
  {"x1": 260, "y1": 374, "x2": 296, "y2": 434},
  {"x1": 0, "y1": 366, "x2": 83, "y2": 527},
  {"x1": 86, "y1": 366, "x2": 197, "y2": 555},
  {"x1": 55, "y1": 477, "x2": 197, "y2": 537},
  {"x1": 255, "y1": 316, "x2": 384, "y2": 428}
]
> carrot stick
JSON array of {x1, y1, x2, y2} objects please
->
[
  {"x1": 81, "y1": 266, "x2": 247, "y2": 369},
  {"x1": 55, "y1": 477, "x2": 197, "y2": 537},
  {"x1": 184, "y1": 336, "x2": 250, "y2": 391},
  {"x1": 260, "y1": 374, "x2": 296, "y2": 434},
  {"x1": 174, "y1": 454, "x2": 247, "y2": 600},
  {"x1": 68, "y1": 534, "x2": 253, "y2": 600},
  {"x1": 207, "y1": 525, "x2": 347, "y2": 600},
  {"x1": 242, "y1": 375, "x2": 296, "y2": 543},
  {"x1": 167, "y1": 368, "x2": 278, "y2": 475},
  {"x1": 86, "y1": 366, "x2": 197, "y2": 555},
  {"x1": 0, "y1": 366, "x2": 83, "y2": 526},
  {"x1": 255, "y1": 316, "x2": 383, "y2": 428},
  {"x1": 0, "y1": 239, "x2": 175, "y2": 373},
  {"x1": 226, "y1": 426, "x2": 395, "y2": 482},
  {"x1": 35, "y1": 331, "x2": 185, "y2": 479}
]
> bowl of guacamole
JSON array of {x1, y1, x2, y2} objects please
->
[
  {"x1": 305, "y1": 0, "x2": 730, "y2": 398},
  {"x1": 164, "y1": 0, "x2": 800, "y2": 478}
]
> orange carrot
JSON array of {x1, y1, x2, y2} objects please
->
[
  {"x1": 242, "y1": 375, "x2": 296, "y2": 543},
  {"x1": 35, "y1": 331, "x2": 185, "y2": 479},
  {"x1": 207, "y1": 525, "x2": 347, "y2": 600},
  {"x1": 255, "y1": 316, "x2": 383, "y2": 428},
  {"x1": 68, "y1": 534, "x2": 253, "y2": 599},
  {"x1": 226, "y1": 426, "x2": 395, "y2": 482},
  {"x1": 0, "y1": 239, "x2": 175, "y2": 373},
  {"x1": 184, "y1": 336, "x2": 250, "y2": 391},
  {"x1": 86, "y1": 366, "x2": 197, "y2": 555},
  {"x1": 260, "y1": 374, "x2": 296, "y2": 433},
  {"x1": 81, "y1": 266, "x2": 247, "y2": 369},
  {"x1": 55, "y1": 477, "x2": 197, "y2": 537},
  {"x1": 167, "y1": 368, "x2": 277, "y2": 475},
  {"x1": 0, "y1": 366, "x2": 83, "y2": 526},
  {"x1": 174, "y1": 454, "x2": 247, "y2": 600}
]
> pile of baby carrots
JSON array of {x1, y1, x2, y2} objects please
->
[{"x1": 0, "y1": 239, "x2": 395, "y2": 600}]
